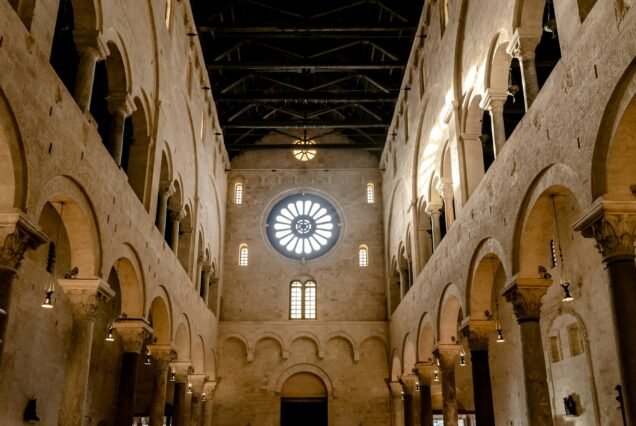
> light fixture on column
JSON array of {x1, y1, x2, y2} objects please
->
[
  {"x1": 144, "y1": 350, "x2": 152, "y2": 365},
  {"x1": 459, "y1": 345, "x2": 467, "y2": 366},
  {"x1": 415, "y1": 381, "x2": 420, "y2": 391},
  {"x1": 42, "y1": 203, "x2": 64, "y2": 309},
  {"x1": 491, "y1": 258, "x2": 505, "y2": 343},
  {"x1": 169, "y1": 368, "x2": 176, "y2": 382},
  {"x1": 433, "y1": 358, "x2": 440, "y2": 382},
  {"x1": 401, "y1": 390, "x2": 405, "y2": 401},
  {"x1": 552, "y1": 196, "x2": 574, "y2": 303},
  {"x1": 187, "y1": 381, "x2": 193, "y2": 394},
  {"x1": 105, "y1": 321, "x2": 115, "y2": 342},
  {"x1": 202, "y1": 392, "x2": 207, "y2": 402}
]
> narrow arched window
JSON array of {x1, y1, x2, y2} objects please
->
[
  {"x1": 290, "y1": 280, "x2": 317, "y2": 319},
  {"x1": 238, "y1": 244, "x2": 248, "y2": 266},
  {"x1": 234, "y1": 182, "x2": 243, "y2": 205},
  {"x1": 367, "y1": 183, "x2": 375, "y2": 204},
  {"x1": 359, "y1": 245, "x2": 369, "y2": 267},
  {"x1": 165, "y1": 0, "x2": 173, "y2": 29}
]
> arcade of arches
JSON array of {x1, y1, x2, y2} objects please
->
[{"x1": 0, "y1": 0, "x2": 635, "y2": 425}]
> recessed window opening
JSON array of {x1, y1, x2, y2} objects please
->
[
  {"x1": 234, "y1": 182, "x2": 243, "y2": 205},
  {"x1": 290, "y1": 280, "x2": 316, "y2": 319},
  {"x1": 359, "y1": 245, "x2": 368, "y2": 267},
  {"x1": 238, "y1": 244, "x2": 248, "y2": 266},
  {"x1": 367, "y1": 183, "x2": 375, "y2": 204}
]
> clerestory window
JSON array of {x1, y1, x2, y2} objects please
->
[{"x1": 290, "y1": 280, "x2": 316, "y2": 319}]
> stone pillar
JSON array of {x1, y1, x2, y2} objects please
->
[
  {"x1": 414, "y1": 363, "x2": 434, "y2": 426},
  {"x1": 507, "y1": 30, "x2": 541, "y2": 110},
  {"x1": 437, "y1": 179, "x2": 455, "y2": 230},
  {"x1": 202, "y1": 381, "x2": 218, "y2": 426},
  {"x1": 401, "y1": 374, "x2": 420, "y2": 426},
  {"x1": 170, "y1": 209, "x2": 186, "y2": 253},
  {"x1": 434, "y1": 345, "x2": 460, "y2": 426},
  {"x1": 72, "y1": 31, "x2": 107, "y2": 112},
  {"x1": 0, "y1": 211, "x2": 46, "y2": 364},
  {"x1": 57, "y1": 278, "x2": 115, "y2": 426},
  {"x1": 480, "y1": 90, "x2": 508, "y2": 157},
  {"x1": 190, "y1": 374, "x2": 207, "y2": 426},
  {"x1": 502, "y1": 277, "x2": 553, "y2": 426},
  {"x1": 463, "y1": 321, "x2": 495, "y2": 426},
  {"x1": 388, "y1": 380, "x2": 405, "y2": 426},
  {"x1": 107, "y1": 93, "x2": 134, "y2": 167},
  {"x1": 112, "y1": 318, "x2": 153, "y2": 426},
  {"x1": 574, "y1": 198, "x2": 636, "y2": 424},
  {"x1": 172, "y1": 362, "x2": 193, "y2": 426},
  {"x1": 425, "y1": 204, "x2": 443, "y2": 252},
  {"x1": 148, "y1": 344, "x2": 176, "y2": 426},
  {"x1": 157, "y1": 183, "x2": 175, "y2": 237}
]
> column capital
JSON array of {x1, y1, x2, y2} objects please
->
[
  {"x1": 161, "y1": 182, "x2": 176, "y2": 199},
  {"x1": 107, "y1": 92, "x2": 134, "y2": 117},
  {"x1": 58, "y1": 278, "x2": 115, "y2": 319},
  {"x1": 573, "y1": 197, "x2": 636, "y2": 261},
  {"x1": 506, "y1": 28, "x2": 541, "y2": 59},
  {"x1": 413, "y1": 362, "x2": 435, "y2": 385},
  {"x1": 189, "y1": 373, "x2": 208, "y2": 391},
  {"x1": 171, "y1": 361, "x2": 194, "y2": 382},
  {"x1": 436, "y1": 179, "x2": 454, "y2": 201},
  {"x1": 460, "y1": 132, "x2": 483, "y2": 143},
  {"x1": 460, "y1": 319, "x2": 495, "y2": 351},
  {"x1": 386, "y1": 379, "x2": 404, "y2": 398},
  {"x1": 480, "y1": 89, "x2": 508, "y2": 111},
  {"x1": 502, "y1": 276, "x2": 552, "y2": 323},
  {"x1": 170, "y1": 208, "x2": 187, "y2": 222},
  {"x1": 203, "y1": 380, "x2": 219, "y2": 395},
  {"x1": 148, "y1": 344, "x2": 177, "y2": 365},
  {"x1": 400, "y1": 373, "x2": 418, "y2": 394},
  {"x1": 425, "y1": 203, "x2": 443, "y2": 216},
  {"x1": 112, "y1": 318, "x2": 153, "y2": 353},
  {"x1": 433, "y1": 344, "x2": 461, "y2": 369},
  {"x1": 73, "y1": 30, "x2": 108, "y2": 59},
  {"x1": 0, "y1": 210, "x2": 47, "y2": 273}
]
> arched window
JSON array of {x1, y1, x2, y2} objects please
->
[
  {"x1": 367, "y1": 183, "x2": 375, "y2": 204},
  {"x1": 290, "y1": 280, "x2": 316, "y2": 319},
  {"x1": 165, "y1": 0, "x2": 174, "y2": 29},
  {"x1": 234, "y1": 182, "x2": 243, "y2": 205},
  {"x1": 238, "y1": 244, "x2": 248, "y2": 266},
  {"x1": 359, "y1": 245, "x2": 369, "y2": 267}
]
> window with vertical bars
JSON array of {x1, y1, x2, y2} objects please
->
[
  {"x1": 359, "y1": 245, "x2": 368, "y2": 267},
  {"x1": 290, "y1": 280, "x2": 317, "y2": 319},
  {"x1": 238, "y1": 244, "x2": 248, "y2": 266},
  {"x1": 367, "y1": 183, "x2": 375, "y2": 204},
  {"x1": 234, "y1": 182, "x2": 243, "y2": 205}
]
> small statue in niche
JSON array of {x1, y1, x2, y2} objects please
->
[{"x1": 564, "y1": 394, "x2": 577, "y2": 416}]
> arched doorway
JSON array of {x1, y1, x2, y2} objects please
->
[{"x1": 280, "y1": 372, "x2": 328, "y2": 426}]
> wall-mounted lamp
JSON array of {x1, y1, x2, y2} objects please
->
[
  {"x1": 169, "y1": 368, "x2": 176, "y2": 382},
  {"x1": 459, "y1": 345, "x2": 466, "y2": 367},
  {"x1": 105, "y1": 323, "x2": 115, "y2": 342},
  {"x1": 144, "y1": 350, "x2": 152, "y2": 366}
]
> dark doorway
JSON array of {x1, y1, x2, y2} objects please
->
[{"x1": 281, "y1": 398, "x2": 327, "y2": 426}]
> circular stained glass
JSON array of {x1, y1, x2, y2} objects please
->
[
  {"x1": 266, "y1": 193, "x2": 340, "y2": 260},
  {"x1": 292, "y1": 140, "x2": 317, "y2": 161}
]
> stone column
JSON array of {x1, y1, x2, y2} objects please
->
[
  {"x1": 202, "y1": 381, "x2": 218, "y2": 426},
  {"x1": 434, "y1": 345, "x2": 460, "y2": 426},
  {"x1": 388, "y1": 380, "x2": 405, "y2": 426},
  {"x1": 401, "y1": 374, "x2": 420, "y2": 426},
  {"x1": 72, "y1": 31, "x2": 108, "y2": 112},
  {"x1": 170, "y1": 209, "x2": 186, "y2": 253},
  {"x1": 112, "y1": 318, "x2": 153, "y2": 426},
  {"x1": 157, "y1": 183, "x2": 175, "y2": 237},
  {"x1": 190, "y1": 374, "x2": 207, "y2": 426},
  {"x1": 437, "y1": 179, "x2": 455, "y2": 230},
  {"x1": 574, "y1": 198, "x2": 636, "y2": 424},
  {"x1": 0, "y1": 211, "x2": 46, "y2": 364},
  {"x1": 463, "y1": 321, "x2": 495, "y2": 426},
  {"x1": 480, "y1": 90, "x2": 508, "y2": 157},
  {"x1": 502, "y1": 277, "x2": 553, "y2": 426},
  {"x1": 172, "y1": 362, "x2": 193, "y2": 426},
  {"x1": 107, "y1": 93, "x2": 134, "y2": 167},
  {"x1": 57, "y1": 278, "x2": 115, "y2": 426},
  {"x1": 414, "y1": 363, "x2": 434, "y2": 426},
  {"x1": 148, "y1": 344, "x2": 177, "y2": 426},
  {"x1": 425, "y1": 204, "x2": 443, "y2": 252},
  {"x1": 507, "y1": 30, "x2": 541, "y2": 110}
]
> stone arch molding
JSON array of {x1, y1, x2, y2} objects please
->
[
  {"x1": 271, "y1": 364, "x2": 335, "y2": 397},
  {"x1": 326, "y1": 332, "x2": 359, "y2": 363}
]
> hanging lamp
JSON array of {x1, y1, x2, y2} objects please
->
[
  {"x1": 552, "y1": 196, "x2": 574, "y2": 302},
  {"x1": 42, "y1": 203, "x2": 64, "y2": 309}
]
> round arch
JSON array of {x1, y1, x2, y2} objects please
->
[
  {"x1": 437, "y1": 283, "x2": 465, "y2": 344},
  {"x1": 148, "y1": 295, "x2": 172, "y2": 345},
  {"x1": 273, "y1": 364, "x2": 334, "y2": 397},
  {"x1": 0, "y1": 88, "x2": 26, "y2": 210}
]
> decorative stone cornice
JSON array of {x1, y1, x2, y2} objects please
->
[
  {"x1": 58, "y1": 278, "x2": 115, "y2": 319},
  {"x1": 573, "y1": 197, "x2": 636, "y2": 261},
  {"x1": 0, "y1": 210, "x2": 47, "y2": 272},
  {"x1": 502, "y1": 276, "x2": 552, "y2": 323},
  {"x1": 112, "y1": 318, "x2": 153, "y2": 353}
]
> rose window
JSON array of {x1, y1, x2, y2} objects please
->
[{"x1": 266, "y1": 194, "x2": 340, "y2": 260}]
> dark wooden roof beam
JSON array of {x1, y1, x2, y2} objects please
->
[
  {"x1": 224, "y1": 121, "x2": 390, "y2": 129},
  {"x1": 207, "y1": 64, "x2": 405, "y2": 72}
]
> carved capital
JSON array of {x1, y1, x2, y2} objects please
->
[
  {"x1": 413, "y1": 362, "x2": 435, "y2": 386},
  {"x1": 107, "y1": 92, "x2": 134, "y2": 117},
  {"x1": 112, "y1": 318, "x2": 153, "y2": 353},
  {"x1": 506, "y1": 28, "x2": 541, "y2": 59},
  {"x1": 436, "y1": 179, "x2": 454, "y2": 202},
  {"x1": 57, "y1": 278, "x2": 114, "y2": 319},
  {"x1": 425, "y1": 203, "x2": 443, "y2": 217},
  {"x1": 170, "y1": 208, "x2": 186, "y2": 223},
  {"x1": 386, "y1": 380, "x2": 403, "y2": 398},
  {"x1": 161, "y1": 182, "x2": 176, "y2": 199},
  {"x1": 461, "y1": 319, "x2": 495, "y2": 351},
  {"x1": 189, "y1": 373, "x2": 208, "y2": 394},
  {"x1": 171, "y1": 361, "x2": 194, "y2": 383},
  {"x1": 433, "y1": 344, "x2": 460, "y2": 370},
  {"x1": 480, "y1": 89, "x2": 508, "y2": 112},
  {"x1": 573, "y1": 198, "x2": 636, "y2": 261},
  {"x1": 400, "y1": 373, "x2": 418, "y2": 394},
  {"x1": 73, "y1": 30, "x2": 108, "y2": 60},
  {"x1": 0, "y1": 211, "x2": 47, "y2": 272},
  {"x1": 148, "y1": 344, "x2": 177, "y2": 369},
  {"x1": 203, "y1": 380, "x2": 219, "y2": 396},
  {"x1": 502, "y1": 277, "x2": 552, "y2": 323}
]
